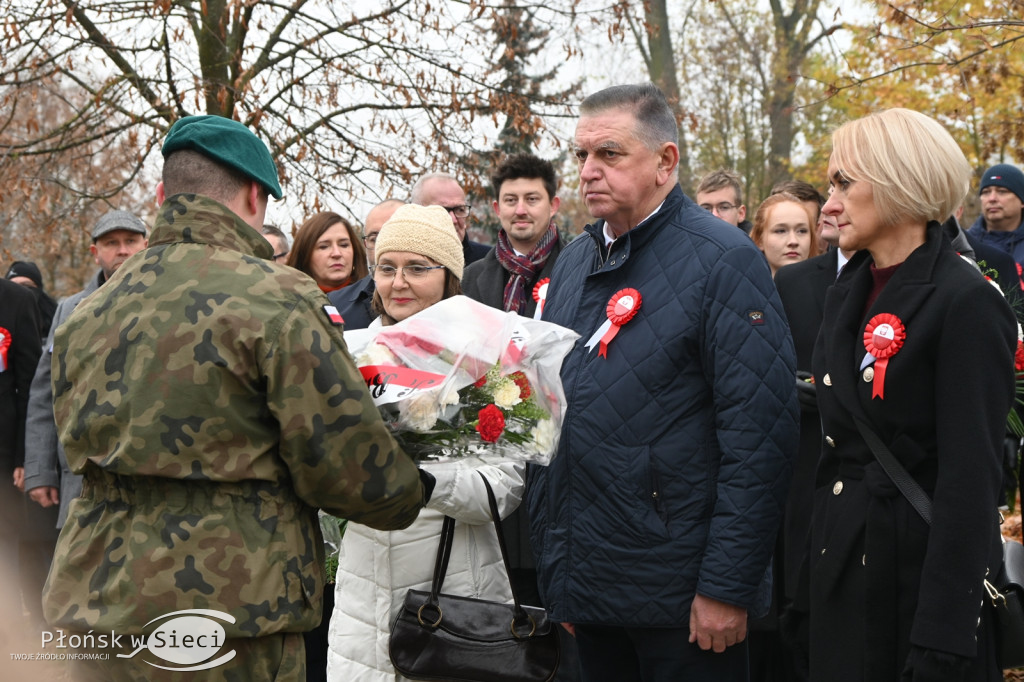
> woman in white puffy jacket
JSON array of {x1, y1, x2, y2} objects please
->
[{"x1": 326, "y1": 204, "x2": 526, "y2": 682}]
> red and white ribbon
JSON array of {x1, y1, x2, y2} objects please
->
[
  {"x1": 359, "y1": 365, "x2": 446, "y2": 404},
  {"x1": 584, "y1": 288, "x2": 642, "y2": 358},
  {"x1": 0, "y1": 327, "x2": 9, "y2": 372},
  {"x1": 862, "y1": 313, "x2": 906, "y2": 399},
  {"x1": 532, "y1": 278, "x2": 550, "y2": 320}
]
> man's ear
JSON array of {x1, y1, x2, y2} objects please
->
[
  {"x1": 156, "y1": 181, "x2": 166, "y2": 206},
  {"x1": 656, "y1": 143, "x2": 680, "y2": 186},
  {"x1": 247, "y1": 180, "x2": 262, "y2": 216},
  {"x1": 549, "y1": 196, "x2": 561, "y2": 218}
]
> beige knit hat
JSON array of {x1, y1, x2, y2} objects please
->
[{"x1": 374, "y1": 204, "x2": 465, "y2": 280}]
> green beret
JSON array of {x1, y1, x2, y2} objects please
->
[{"x1": 162, "y1": 115, "x2": 283, "y2": 200}]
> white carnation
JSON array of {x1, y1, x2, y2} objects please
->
[
  {"x1": 492, "y1": 380, "x2": 522, "y2": 409},
  {"x1": 530, "y1": 418, "x2": 558, "y2": 455}
]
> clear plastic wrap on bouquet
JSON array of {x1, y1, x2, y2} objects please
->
[{"x1": 344, "y1": 295, "x2": 579, "y2": 465}]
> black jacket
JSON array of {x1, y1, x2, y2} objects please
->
[
  {"x1": 773, "y1": 249, "x2": 840, "y2": 605},
  {"x1": 809, "y1": 222, "x2": 1014, "y2": 680},
  {"x1": 461, "y1": 240, "x2": 563, "y2": 319},
  {"x1": 328, "y1": 275, "x2": 375, "y2": 331},
  {"x1": 529, "y1": 185, "x2": 798, "y2": 625}
]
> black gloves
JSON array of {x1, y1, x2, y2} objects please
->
[
  {"x1": 795, "y1": 371, "x2": 818, "y2": 413},
  {"x1": 900, "y1": 645, "x2": 971, "y2": 682},
  {"x1": 418, "y1": 469, "x2": 437, "y2": 504}
]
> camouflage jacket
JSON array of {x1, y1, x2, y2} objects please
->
[{"x1": 44, "y1": 194, "x2": 425, "y2": 637}]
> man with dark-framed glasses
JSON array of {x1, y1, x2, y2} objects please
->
[{"x1": 409, "y1": 172, "x2": 490, "y2": 265}]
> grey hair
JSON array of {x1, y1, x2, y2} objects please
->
[
  {"x1": 409, "y1": 172, "x2": 459, "y2": 204},
  {"x1": 579, "y1": 83, "x2": 678, "y2": 151}
]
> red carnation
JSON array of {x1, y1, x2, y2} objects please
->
[
  {"x1": 1015, "y1": 340, "x2": 1024, "y2": 374},
  {"x1": 510, "y1": 371, "x2": 532, "y2": 400},
  {"x1": 474, "y1": 376, "x2": 487, "y2": 388},
  {"x1": 476, "y1": 404, "x2": 505, "y2": 443}
]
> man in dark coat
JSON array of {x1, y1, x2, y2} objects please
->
[
  {"x1": 965, "y1": 163, "x2": 1024, "y2": 268},
  {"x1": 6, "y1": 261, "x2": 57, "y2": 339},
  {"x1": 529, "y1": 83, "x2": 798, "y2": 681},
  {"x1": 462, "y1": 153, "x2": 563, "y2": 318}
]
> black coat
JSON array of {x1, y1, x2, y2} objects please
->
[
  {"x1": 0, "y1": 278, "x2": 42, "y2": 576},
  {"x1": 461, "y1": 240, "x2": 563, "y2": 319},
  {"x1": 808, "y1": 223, "x2": 1014, "y2": 681},
  {"x1": 773, "y1": 249, "x2": 839, "y2": 604},
  {"x1": 0, "y1": 278, "x2": 42, "y2": 473}
]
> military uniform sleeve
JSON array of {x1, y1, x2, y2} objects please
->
[{"x1": 266, "y1": 293, "x2": 425, "y2": 529}]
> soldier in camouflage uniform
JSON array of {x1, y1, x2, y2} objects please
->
[{"x1": 42, "y1": 115, "x2": 431, "y2": 681}]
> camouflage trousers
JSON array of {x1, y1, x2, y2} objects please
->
[{"x1": 67, "y1": 631, "x2": 305, "y2": 682}]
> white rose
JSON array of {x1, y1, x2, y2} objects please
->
[
  {"x1": 492, "y1": 380, "x2": 522, "y2": 409},
  {"x1": 530, "y1": 418, "x2": 558, "y2": 455}
]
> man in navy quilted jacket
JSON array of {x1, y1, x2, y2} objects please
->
[{"x1": 528, "y1": 83, "x2": 799, "y2": 681}]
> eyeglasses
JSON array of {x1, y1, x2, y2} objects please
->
[
  {"x1": 699, "y1": 202, "x2": 738, "y2": 214},
  {"x1": 363, "y1": 233, "x2": 378, "y2": 245},
  {"x1": 272, "y1": 252, "x2": 288, "y2": 261},
  {"x1": 442, "y1": 204, "x2": 471, "y2": 218},
  {"x1": 372, "y1": 264, "x2": 446, "y2": 279}
]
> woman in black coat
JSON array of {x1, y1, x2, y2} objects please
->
[{"x1": 807, "y1": 108, "x2": 1017, "y2": 681}]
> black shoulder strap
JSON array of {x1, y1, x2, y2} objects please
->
[
  {"x1": 853, "y1": 415, "x2": 933, "y2": 525},
  {"x1": 427, "y1": 472, "x2": 527, "y2": 617}
]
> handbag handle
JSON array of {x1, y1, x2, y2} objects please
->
[
  {"x1": 853, "y1": 416, "x2": 932, "y2": 525},
  {"x1": 424, "y1": 471, "x2": 536, "y2": 637}
]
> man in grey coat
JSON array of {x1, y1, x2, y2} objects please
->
[{"x1": 23, "y1": 210, "x2": 148, "y2": 527}]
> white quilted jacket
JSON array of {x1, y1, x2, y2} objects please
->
[{"x1": 326, "y1": 457, "x2": 525, "y2": 682}]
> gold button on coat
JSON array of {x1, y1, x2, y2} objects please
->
[
  {"x1": 825, "y1": 436, "x2": 836, "y2": 448},
  {"x1": 863, "y1": 366, "x2": 875, "y2": 382},
  {"x1": 833, "y1": 481, "x2": 844, "y2": 495},
  {"x1": 823, "y1": 373, "x2": 832, "y2": 386}
]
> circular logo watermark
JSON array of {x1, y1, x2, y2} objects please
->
[{"x1": 118, "y1": 609, "x2": 236, "y2": 671}]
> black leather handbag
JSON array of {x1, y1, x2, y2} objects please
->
[
  {"x1": 855, "y1": 417, "x2": 1024, "y2": 669},
  {"x1": 987, "y1": 535, "x2": 1024, "y2": 669},
  {"x1": 388, "y1": 473, "x2": 560, "y2": 682}
]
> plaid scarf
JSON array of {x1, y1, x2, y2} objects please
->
[{"x1": 494, "y1": 222, "x2": 559, "y2": 314}]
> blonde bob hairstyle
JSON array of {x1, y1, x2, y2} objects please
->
[
  {"x1": 830, "y1": 108, "x2": 970, "y2": 227},
  {"x1": 750, "y1": 192, "x2": 821, "y2": 260}
]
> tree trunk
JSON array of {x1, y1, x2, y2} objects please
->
[{"x1": 643, "y1": 0, "x2": 693, "y2": 193}]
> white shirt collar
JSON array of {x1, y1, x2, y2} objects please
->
[{"x1": 602, "y1": 201, "x2": 665, "y2": 247}]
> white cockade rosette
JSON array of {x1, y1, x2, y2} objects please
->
[{"x1": 344, "y1": 295, "x2": 579, "y2": 465}]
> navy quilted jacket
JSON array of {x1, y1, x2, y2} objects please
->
[{"x1": 528, "y1": 185, "x2": 799, "y2": 627}]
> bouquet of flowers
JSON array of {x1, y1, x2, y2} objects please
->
[{"x1": 344, "y1": 295, "x2": 579, "y2": 465}]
